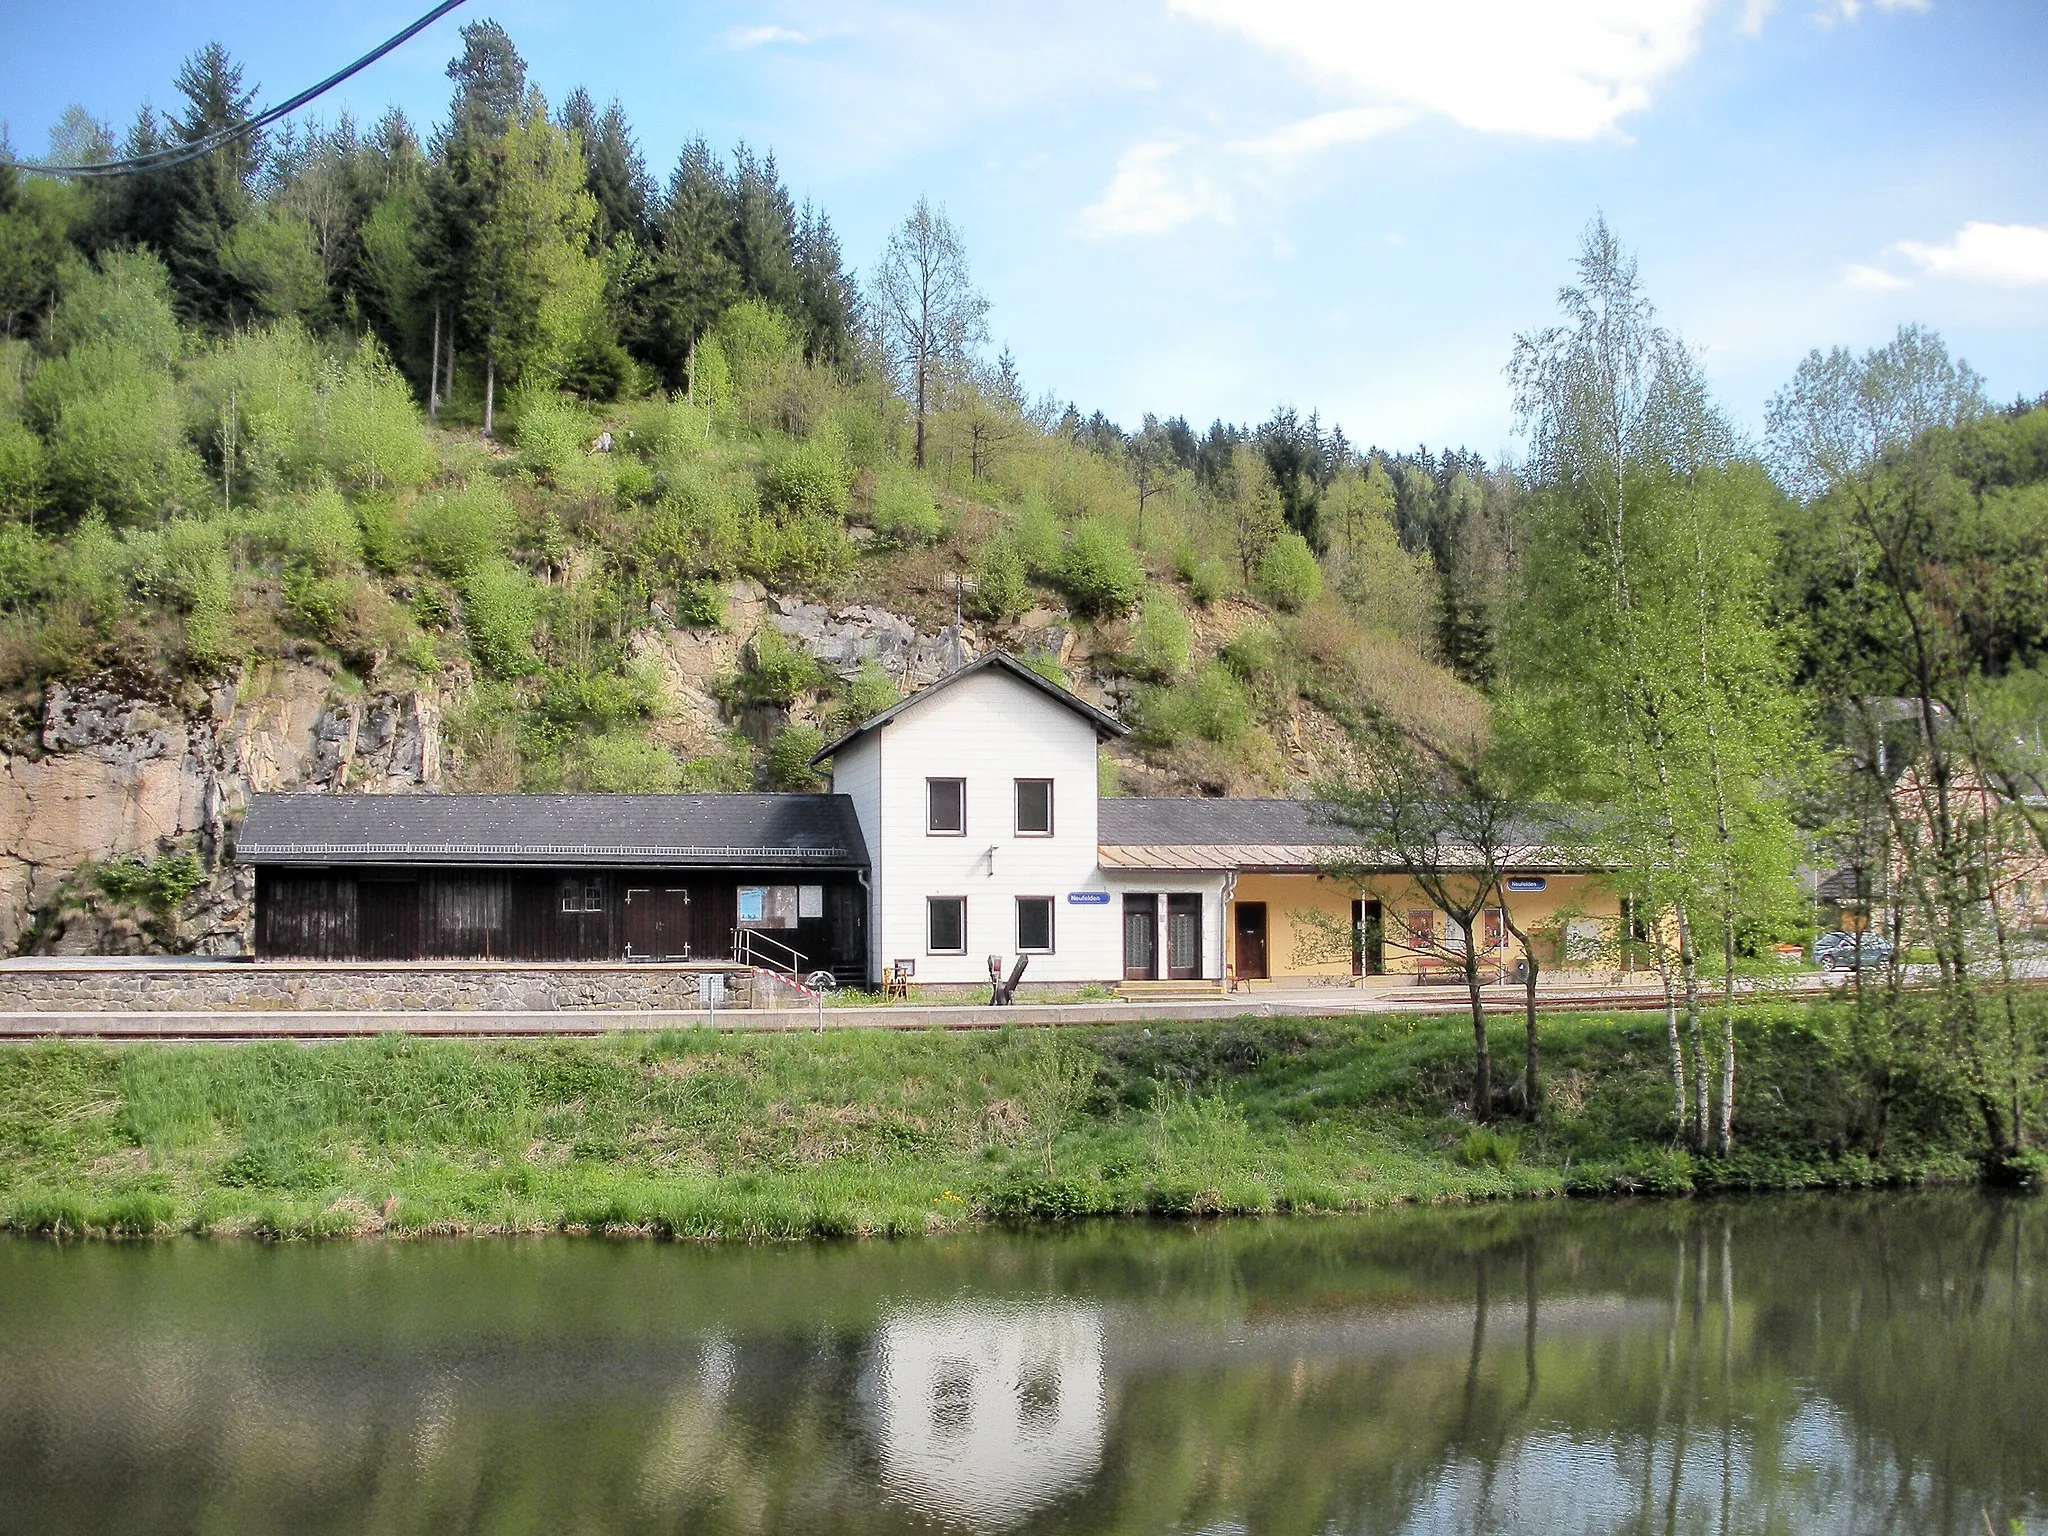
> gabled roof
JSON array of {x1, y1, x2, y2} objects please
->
[
  {"x1": 811, "y1": 649, "x2": 1128, "y2": 764},
  {"x1": 237, "y1": 793, "x2": 869, "y2": 869}
]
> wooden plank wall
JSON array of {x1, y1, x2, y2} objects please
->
[{"x1": 255, "y1": 868, "x2": 866, "y2": 976}]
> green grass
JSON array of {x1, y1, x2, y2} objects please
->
[{"x1": 0, "y1": 1003, "x2": 2007, "y2": 1241}]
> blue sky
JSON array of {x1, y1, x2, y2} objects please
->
[{"x1": 5, "y1": 0, "x2": 2045, "y2": 456}]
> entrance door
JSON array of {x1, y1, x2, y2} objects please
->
[
  {"x1": 624, "y1": 886, "x2": 693, "y2": 958},
  {"x1": 1353, "y1": 899, "x2": 1384, "y2": 975},
  {"x1": 1234, "y1": 902, "x2": 1268, "y2": 979},
  {"x1": 1166, "y1": 895, "x2": 1203, "y2": 980},
  {"x1": 1122, "y1": 894, "x2": 1158, "y2": 980}
]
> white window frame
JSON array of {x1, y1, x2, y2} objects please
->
[
  {"x1": 1014, "y1": 778, "x2": 1054, "y2": 837},
  {"x1": 927, "y1": 896, "x2": 968, "y2": 954},
  {"x1": 927, "y1": 777, "x2": 966, "y2": 836},
  {"x1": 1015, "y1": 895, "x2": 1055, "y2": 954}
]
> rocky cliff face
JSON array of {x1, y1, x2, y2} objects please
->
[{"x1": 0, "y1": 666, "x2": 442, "y2": 956}]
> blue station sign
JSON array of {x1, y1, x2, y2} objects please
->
[
  {"x1": 1506, "y1": 876, "x2": 1548, "y2": 892},
  {"x1": 1066, "y1": 891, "x2": 1111, "y2": 905}
]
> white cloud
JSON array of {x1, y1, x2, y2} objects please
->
[
  {"x1": 1076, "y1": 140, "x2": 1233, "y2": 238},
  {"x1": 1896, "y1": 222, "x2": 2048, "y2": 287},
  {"x1": 722, "y1": 24, "x2": 811, "y2": 49},
  {"x1": 1737, "y1": 0, "x2": 1776, "y2": 36},
  {"x1": 1815, "y1": 0, "x2": 1929, "y2": 22},
  {"x1": 1842, "y1": 262, "x2": 1910, "y2": 291},
  {"x1": 1228, "y1": 106, "x2": 1415, "y2": 160},
  {"x1": 1167, "y1": 0, "x2": 1713, "y2": 141}
]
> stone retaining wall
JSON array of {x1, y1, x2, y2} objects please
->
[{"x1": 0, "y1": 963, "x2": 777, "y2": 1014}]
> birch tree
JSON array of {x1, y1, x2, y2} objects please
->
[
  {"x1": 869, "y1": 198, "x2": 987, "y2": 470},
  {"x1": 1510, "y1": 218, "x2": 1804, "y2": 1152}
]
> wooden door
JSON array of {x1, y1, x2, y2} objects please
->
[
  {"x1": 689, "y1": 883, "x2": 737, "y2": 960},
  {"x1": 1166, "y1": 895, "x2": 1203, "y2": 979},
  {"x1": 1234, "y1": 902, "x2": 1268, "y2": 979},
  {"x1": 1122, "y1": 894, "x2": 1158, "y2": 980},
  {"x1": 624, "y1": 886, "x2": 692, "y2": 959},
  {"x1": 1353, "y1": 899, "x2": 1384, "y2": 975}
]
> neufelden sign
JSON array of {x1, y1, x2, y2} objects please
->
[
  {"x1": 1506, "y1": 876, "x2": 1548, "y2": 892},
  {"x1": 1067, "y1": 891, "x2": 1111, "y2": 905}
]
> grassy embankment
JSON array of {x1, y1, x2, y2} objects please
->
[{"x1": 0, "y1": 1002, "x2": 2017, "y2": 1241}]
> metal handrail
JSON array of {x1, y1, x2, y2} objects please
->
[{"x1": 732, "y1": 927, "x2": 805, "y2": 976}]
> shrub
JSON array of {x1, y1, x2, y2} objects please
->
[
  {"x1": 48, "y1": 248, "x2": 181, "y2": 365},
  {"x1": 1133, "y1": 663, "x2": 1248, "y2": 746},
  {"x1": 461, "y1": 559, "x2": 540, "y2": 678},
  {"x1": 1256, "y1": 531, "x2": 1323, "y2": 612},
  {"x1": 870, "y1": 471, "x2": 948, "y2": 546},
  {"x1": 1127, "y1": 591, "x2": 1192, "y2": 681},
  {"x1": 764, "y1": 434, "x2": 849, "y2": 521},
  {"x1": 347, "y1": 495, "x2": 400, "y2": 574},
  {"x1": 566, "y1": 731, "x2": 682, "y2": 792},
  {"x1": 766, "y1": 723, "x2": 827, "y2": 789},
  {"x1": 128, "y1": 520, "x2": 238, "y2": 662},
  {"x1": 1019, "y1": 651, "x2": 1069, "y2": 688},
  {"x1": 0, "y1": 523, "x2": 47, "y2": 611},
  {"x1": 827, "y1": 398, "x2": 891, "y2": 472},
  {"x1": 412, "y1": 480, "x2": 517, "y2": 579},
  {"x1": 835, "y1": 659, "x2": 901, "y2": 725},
  {"x1": 679, "y1": 730, "x2": 754, "y2": 790},
  {"x1": 1058, "y1": 520, "x2": 1143, "y2": 618},
  {"x1": 640, "y1": 464, "x2": 754, "y2": 581},
  {"x1": 1175, "y1": 545, "x2": 1227, "y2": 605},
  {"x1": 966, "y1": 537, "x2": 1029, "y2": 623},
  {"x1": 741, "y1": 626, "x2": 823, "y2": 703},
  {"x1": 536, "y1": 662, "x2": 665, "y2": 729},
  {"x1": 183, "y1": 323, "x2": 325, "y2": 493},
  {"x1": 712, "y1": 299, "x2": 798, "y2": 398},
  {"x1": 94, "y1": 851, "x2": 206, "y2": 915},
  {"x1": 674, "y1": 580, "x2": 725, "y2": 628},
  {"x1": 0, "y1": 418, "x2": 45, "y2": 522},
  {"x1": 745, "y1": 512, "x2": 855, "y2": 589},
  {"x1": 320, "y1": 338, "x2": 435, "y2": 491},
  {"x1": 690, "y1": 335, "x2": 734, "y2": 416},
  {"x1": 510, "y1": 388, "x2": 589, "y2": 482},
  {"x1": 38, "y1": 354, "x2": 205, "y2": 523},
  {"x1": 1012, "y1": 497, "x2": 1064, "y2": 578},
  {"x1": 283, "y1": 486, "x2": 365, "y2": 575}
]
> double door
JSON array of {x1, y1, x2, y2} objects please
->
[
  {"x1": 1122, "y1": 894, "x2": 1204, "y2": 980},
  {"x1": 623, "y1": 884, "x2": 736, "y2": 960}
]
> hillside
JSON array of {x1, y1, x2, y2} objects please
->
[{"x1": 0, "y1": 252, "x2": 1482, "y2": 955}]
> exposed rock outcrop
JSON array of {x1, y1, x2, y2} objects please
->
[
  {"x1": 0, "y1": 663, "x2": 443, "y2": 956},
  {"x1": 766, "y1": 595, "x2": 979, "y2": 688}
]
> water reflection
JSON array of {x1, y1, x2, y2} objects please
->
[
  {"x1": 0, "y1": 1194, "x2": 2040, "y2": 1535},
  {"x1": 869, "y1": 1304, "x2": 1105, "y2": 1525}
]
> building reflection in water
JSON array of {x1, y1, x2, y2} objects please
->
[{"x1": 866, "y1": 1302, "x2": 1106, "y2": 1526}]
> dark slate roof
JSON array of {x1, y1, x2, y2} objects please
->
[
  {"x1": 237, "y1": 793, "x2": 869, "y2": 869},
  {"x1": 1097, "y1": 797, "x2": 1341, "y2": 846},
  {"x1": 812, "y1": 650, "x2": 1128, "y2": 764}
]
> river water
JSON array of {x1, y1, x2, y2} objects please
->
[{"x1": 0, "y1": 1193, "x2": 2041, "y2": 1534}]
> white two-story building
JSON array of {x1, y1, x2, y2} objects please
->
[{"x1": 814, "y1": 651, "x2": 1228, "y2": 989}]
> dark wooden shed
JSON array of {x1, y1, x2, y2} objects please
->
[{"x1": 238, "y1": 793, "x2": 870, "y2": 983}]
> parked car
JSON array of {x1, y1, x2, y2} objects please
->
[
  {"x1": 1809, "y1": 931, "x2": 1856, "y2": 965},
  {"x1": 1822, "y1": 934, "x2": 1895, "y2": 972}
]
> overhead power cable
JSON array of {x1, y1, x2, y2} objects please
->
[{"x1": 5, "y1": 0, "x2": 470, "y2": 178}]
